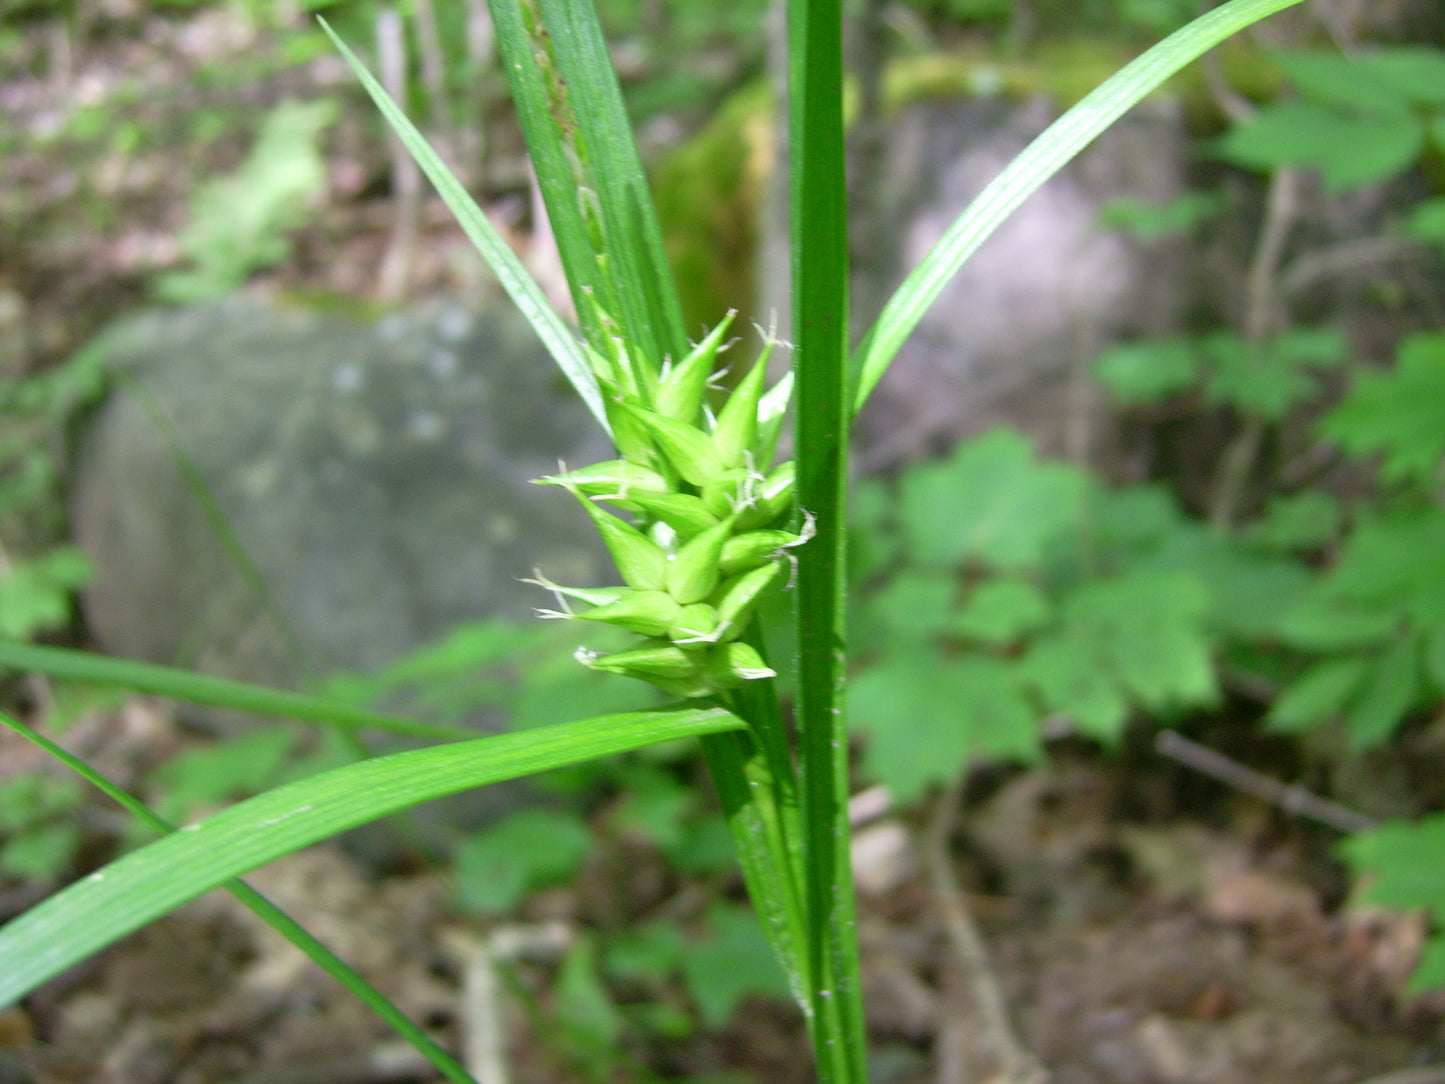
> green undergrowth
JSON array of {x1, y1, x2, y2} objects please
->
[
  {"x1": 11, "y1": 5, "x2": 1445, "y2": 1082},
  {"x1": 155, "y1": 98, "x2": 338, "y2": 302},
  {"x1": 0, "y1": 775, "x2": 84, "y2": 883},
  {"x1": 847, "y1": 336, "x2": 1445, "y2": 988},
  {"x1": 842, "y1": 38, "x2": 1445, "y2": 992},
  {"x1": 848, "y1": 325, "x2": 1444, "y2": 758},
  {"x1": 0, "y1": 333, "x2": 106, "y2": 647}
]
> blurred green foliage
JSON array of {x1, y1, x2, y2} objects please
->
[
  {"x1": 6, "y1": 0, "x2": 1445, "y2": 1033},
  {"x1": 848, "y1": 431, "x2": 1233, "y2": 800},
  {"x1": 0, "y1": 774, "x2": 84, "y2": 881},
  {"x1": 154, "y1": 99, "x2": 338, "y2": 302},
  {"x1": 1219, "y1": 49, "x2": 1445, "y2": 191},
  {"x1": 845, "y1": 40, "x2": 1445, "y2": 993},
  {"x1": 1340, "y1": 815, "x2": 1445, "y2": 993},
  {"x1": 453, "y1": 806, "x2": 593, "y2": 914},
  {"x1": 0, "y1": 332, "x2": 106, "y2": 645},
  {"x1": 147, "y1": 728, "x2": 302, "y2": 823}
]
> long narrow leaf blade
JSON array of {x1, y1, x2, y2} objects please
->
[
  {"x1": 319, "y1": 19, "x2": 607, "y2": 433},
  {"x1": 0, "y1": 641, "x2": 476, "y2": 742},
  {"x1": 0, "y1": 711, "x2": 478, "y2": 1084},
  {"x1": 539, "y1": 0, "x2": 688, "y2": 365},
  {"x1": 488, "y1": 0, "x2": 686, "y2": 375},
  {"x1": 849, "y1": 0, "x2": 1306, "y2": 413},
  {"x1": 0, "y1": 705, "x2": 743, "y2": 1008},
  {"x1": 699, "y1": 728, "x2": 810, "y2": 1008},
  {"x1": 487, "y1": 0, "x2": 620, "y2": 345}
]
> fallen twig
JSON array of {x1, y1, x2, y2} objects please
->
[
  {"x1": 925, "y1": 777, "x2": 1050, "y2": 1084},
  {"x1": 1155, "y1": 730, "x2": 1377, "y2": 834}
]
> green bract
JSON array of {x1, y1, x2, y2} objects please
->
[
  {"x1": 656, "y1": 310, "x2": 736, "y2": 424},
  {"x1": 536, "y1": 460, "x2": 671, "y2": 504},
  {"x1": 533, "y1": 316, "x2": 798, "y2": 698},
  {"x1": 575, "y1": 589, "x2": 681, "y2": 637}
]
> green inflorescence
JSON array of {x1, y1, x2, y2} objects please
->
[{"x1": 530, "y1": 309, "x2": 807, "y2": 698}]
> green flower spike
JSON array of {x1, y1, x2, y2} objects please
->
[
  {"x1": 700, "y1": 466, "x2": 755, "y2": 519},
  {"x1": 710, "y1": 344, "x2": 773, "y2": 472},
  {"x1": 574, "y1": 589, "x2": 682, "y2": 638},
  {"x1": 655, "y1": 311, "x2": 736, "y2": 425},
  {"x1": 756, "y1": 369, "x2": 793, "y2": 468},
  {"x1": 599, "y1": 378, "x2": 661, "y2": 467},
  {"x1": 535, "y1": 460, "x2": 672, "y2": 508},
  {"x1": 623, "y1": 490, "x2": 720, "y2": 539},
  {"x1": 581, "y1": 290, "x2": 654, "y2": 404},
  {"x1": 703, "y1": 641, "x2": 777, "y2": 688},
  {"x1": 617, "y1": 400, "x2": 724, "y2": 489},
  {"x1": 564, "y1": 485, "x2": 667, "y2": 590},
  {"x1": 528, "y1": 309, "x2": 801, "y2": 698},
  {"x1": 711, "y1": 561, "x2": 783, "y2": 639},
  {"x1": 720, "y1": 528, "x2": 804, "y2": 576},
  {"x1": 668, "y1": 602, "x2": 722, "y2": 644},
  {"x1": 578, "y1": 642, "x2": 699, "y2": 681},
  {"x1": 577, "y1": 638, "x2": 775, "y2": 697},
  {"x1": 736, "y1": 461, "x2": 796, "y2": 529},
  {"x1": 664, "y1": 515, "x2": 737, "y2": 604},
  {"x1": 522, "y1": 570, "x2": 627, "y2": 614}
]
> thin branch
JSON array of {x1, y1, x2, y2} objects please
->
[
  {"x1": 444, "y1": 922, "x2": 574, "y2": 1084},
  {"x1": 1281, "y1": 236, "x2": 1431, "y2": 300},
  {"x1": 1207, "y1": 167, "x2": 1301, "y2": 529},
  {"x1": 1202, "y1": 51, "x2": 1253, "y2": 125},
  {"x1": 376, "y1": 6, "x2": 421, "y2": 302},
  {"x1": 925, "y1": 778, "x2": 1050, "y2": 1084},
  {"x1": 1155, "y1": 730, "x2": 1377, "y2": 834}
]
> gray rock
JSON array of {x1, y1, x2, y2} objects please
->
[
  {"x1": 71, "y1": 294, "x2": 612, "y2": 710},
  {"x1": 851, "y1": 95, "x2": 1187, "y2": 469}
]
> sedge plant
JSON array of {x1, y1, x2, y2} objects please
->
[{"x1": 0, "y1": 0, "x2": 1308, "y2": 1080}]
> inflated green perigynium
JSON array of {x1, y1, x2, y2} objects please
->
[{"x1": 531, "y1": 311, "x2": 806, "y2": 697}]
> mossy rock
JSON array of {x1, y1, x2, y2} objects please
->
[
  {"x1": 653, "y1": 81, "x2": 774, "y2": 334},
  {"x1": 71, "y1": 293, "x2": 612, "y2": 699},
  {"x1": 652, "y1": 44, "x2": 1195, "y2": 330},
  {"x1": 652, "y1": 32, "x2": 1294, "y2": 331}
]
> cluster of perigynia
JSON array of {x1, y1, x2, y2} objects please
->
[{"x1": 531, "y1": 305, "x2": 807, "y2": 698}]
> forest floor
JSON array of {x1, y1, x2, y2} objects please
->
[{"x1": 4, "y1": 695, "x2": 1443, "y2": 1084}]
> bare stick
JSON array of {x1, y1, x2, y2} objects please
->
[
  {"x1": 1155, "y1": 730, "x2": 1376, "y2": 834},
  {"x1": 376, "y1": 5, "x2": 421, "y2": 302},
  {"x1": 925, "y1": 777, "x2": 1050, "y2": 1084},
  {"x1": 1207, "y1": 166, "x2": 1300, "y2": 529},
  {"x1": 445, "y1": 922, "x2": 573, "y2": 1084}
]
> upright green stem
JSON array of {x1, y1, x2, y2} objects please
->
[{"x1": 788, "y1": 0, "x2": 867, "y2": 1078}]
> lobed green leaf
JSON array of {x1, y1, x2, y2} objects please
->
[
  {"x1": 1322, "y1": 333, "x2": 1445, "y2": 486},
  {"x1": 1267, "y1": 656, "x2": 1369, "y2": 733},
  {"x1": 1218, "y1": 100, "x2": 1423, "y2": 190}
]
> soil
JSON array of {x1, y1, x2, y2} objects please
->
[
  {"x1": 3, "y1": 4, "x2": 1445, "y2": 1084},
  {"x1": 4, "y1": 697, "x2": 1444, "y2": 1084}
]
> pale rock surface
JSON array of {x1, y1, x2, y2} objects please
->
[
  {"x1": 851, "y1": 95, "x2": 1188, "y2": 469},
  {"x1": 71, "y1": 294, "x2": 611, "y2": 708}
]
